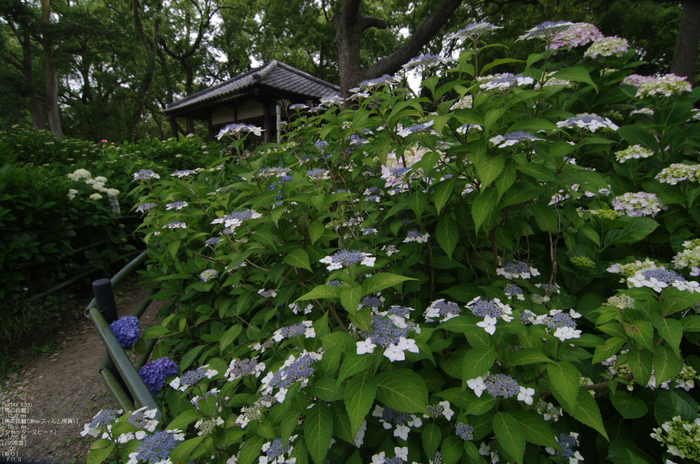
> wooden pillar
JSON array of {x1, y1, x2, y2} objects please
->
[
  {"x1": 208, "y1": 113, "x2": 215, "y2": 142},
  {"x1": 262, "y1": 100, "x2": 272, "y2": 144}
]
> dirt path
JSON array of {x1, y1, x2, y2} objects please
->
[{"x1": 0, "y1": 279, "x2": 166, "y2": 464}]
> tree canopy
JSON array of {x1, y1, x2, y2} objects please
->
[{"x1": 0, "y1": 0, "x2": 693, "y2": 142}]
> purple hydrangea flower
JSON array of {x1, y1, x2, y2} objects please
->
[
  {"x1": 139, "y1": 357, "x2": 178, "y2": 396},
  {"x1": 110, "y1": 316, "x2": 140, "y2": 348}
]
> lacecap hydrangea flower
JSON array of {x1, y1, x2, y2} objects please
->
[
  {"x1": 651, "y1": 416, "x2": 700, "y2": 461},
  {"x1": 126, "y1": 429, "x2": 185, "y2": 464},
  {"x1": 496, "y1": 261, "x2": 540, "y2": 279},
  {"x1": 584, "y1": 36, "x2": 629, "y2": 59},
  {"x1": 109, "y1": 316, "x2": 140, "y2": 348},
  {"x1": 372, "y1": 405, "x2": 422, "y2": 440},
  {"x1": 132, "y1": 169, "x2": 160, "y2": 181},
  {"x1": 80, "y1": 409, "x2": 122, "y2": 437},
  {"x1": 549, "y1": 22, "x2": 603, "y2": 50},
  {"x1": 612, "y1": 191, "x2": 667, "y2": 217},
  {"x1": 622, "y1": 73, "x2": 692, "y2": 98},
  {"x1": 139, "y1": 357, "x2": 178, "y2": 396},
  {"x1": 656, "y1": 163, "x2": 700, "y2": 185},
  {"x1": 518, "y1": 21, "x2": 573, "y2": 41},
  {"x1": 673, "y1": 239, "x2": 700, "y2": 276},
  {"x1": 478, "y1": 73, "x2": 534, "y2": 91},
  {"x1": 225, "y1": 357, "x2": 266, "y2": 381},
  {"x1": 320, "y1": 250, "x2": 375, "y2": 270},
  {"x1": 615, "y1": 145, "x2": 654, "y2": 163},
  {"x1": 448, "y1": 21, "x2": 502, "y2": 42},
  {"x1": 489, "y1": 131, "x2": 542, "y2": 148},
  {"x1": 169, "y1": 365, "x2": 218, "y2": 391},
  {"x1": 260, "y1": 349, "x2": 323, "y2": 403},
  {"x1": 557, "y1": 113, "x2": 619, "y2": 132},
  {"x1": 628, "y1": 266, "x2": 700, "y2": 293}
]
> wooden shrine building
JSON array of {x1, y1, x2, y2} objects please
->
[{"x1": 163, "y1": 60, "x2": 340, "y2": 142}]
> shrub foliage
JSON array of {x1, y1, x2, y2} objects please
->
[{"x1": 87, "y1": 22, "x2": 700, "y2": 464}]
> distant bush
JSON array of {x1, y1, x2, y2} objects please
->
[{"x1": 0, "y1": 128, "x2": 225, "y2": 346}]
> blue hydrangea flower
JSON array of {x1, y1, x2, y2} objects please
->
[
  {"x1": 484, "y1": 373, "x2": 520, "y2": 398},
  {"x1": 127, "y1": 430, "x2": 185, "y2": 464},
  {"x1": 110, "y1": 316, "x2": 140, "y2": 348},
  {"x1": 455, "y1": 422, "x2": 474, "y2": 441},
  {"x1": 139, "y1": 357, "x2": 178, "y2": 396},
  {"x1": 133, "y1": 170, "x2": 160, "y2": 181}
]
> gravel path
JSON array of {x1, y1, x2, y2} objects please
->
[{"x1": 0, "y1": 279, "x2": 165, "y2": 464}]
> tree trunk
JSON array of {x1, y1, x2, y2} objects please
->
[
  {"x1": 41, "y1": 0, "x2": 62, "y2": 138},
  {"x1": 671, "y1": 0, "x2": 700, "y2": 87},
  {"x1": 21, "y1": 29, "x2": 46, "y2": 130},
  {"x1": 332, "y1": 0, "x2": 463, "y2": 97}
]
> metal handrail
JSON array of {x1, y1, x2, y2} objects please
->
[{"x1": 86, "y1": 250, "x2": 163, "y2": 421}]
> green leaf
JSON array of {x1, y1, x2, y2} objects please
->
[
  {"x1": 610, "y1": 390, "x2": 648, "y2": 419},
  {"x1": 654, "y1": 344, "x2": 683, "y2": 384},
  {"x1": 603, "y1": 218, "x2": 659, "y2": 249},
  {"x1": 181, "y1": 345, "x2": 205, "y2": 371},
  {"x1": 618, "y1": 125, "x2": 658, "y2": 151},
  {"x1": 627, "y1": 349, "x2": 653, "y2": 388},
  {"x1": 309, "y1": 222, "x2": 325, "y2": 245},
  {"x1": 652, "y1": 314, "x2": 683, "y2": 354},
  {"x1": 409, "y1": 191, "x2": 428, "y2": 218},
  {"x1": 340, "y1": 286, "x2": 362, "y2": 315},
  {"x1": 682, "y1": 315, "x2": 700, "y2": 331},
  {"x1": 493, "y1": 412, "x2": 526, "y2": 464},
  {"x1": 338, "y1": 352, "x2": 375, "y2": 385},
  {"x1": 304, "y1": 403, "x2": 333, "y2": 464},
  {"x1": 475, "y1": 155, "x2": 505, "y2": 191},
  {"x1": 508, "y1": 348, "x2": 553, "y2": 366},
  {"x1": 509, "y1": 410, "x2": 560, "y2": 449},
  {"x1": 87, "y1": 444, "x2": 115, "y2": 464},
  {"x1": 312, "y1": 378, "x2": 344, "y2": 402},
  {"x1": 436, "y1": 215, "x2": 459, "y2": 259},
  {"x1": 624, "y1": 320, "x2": 654, "y2": 352},
  {"x1": 462, "y1": 347, "x2": 497, "y2": 381},
  {"x1": 655, "y1": 390, "x2": 700, "y2": 424},
  {"x1": 171, "y1": 437, "x2": 204, "y2": 464},
  {"x1": 573, "y1": 388, "x2": 608, "y2": 440},
  {"x1": 516, "y1": 162, "x2": 558, "y2": 182},
  {"x1": 552, "y1": 65, "x2": 598, "y2": 92},
  {"x1": 466, "y1": 395, "x2": 499, "y2": 415},
  {"x1": 592, "y1": 338, "x2": 626, "y2": 364},
  {"x1": 547, "y1": 361, "x2": 579, "y2": 411},
  {"x1": 331, "y1": 405, "x2": 355, "y2": 445},
  {"x1": 281, "y1": 412, "x2": 301, "y2": 446},
  {"x1": 472, "y1": 187, "x2": 498, "y2": 233},
  {"x1": 376, "y1": 369, "x2": 429, "y2": 414},
  {"x1": 361, "y1": 273, "x2": 416, "y2": 296},
  {"x1": 532, "y1": 203, "x2": 560, "y2": 233},
  {"x1": 345, "y1": 371, "x2": 377, "y2": 436},
  {"x1": 142, "y1": 325, "x2": 169, "y2": 339},
  {"x1": 433, "y1": 178, "x2": 456, "y2": 215},
  {"x1": 165, "y1": 408, "x2": 203, "y2": 433},
  {"x1": 283, "y1": 247, "x2": 312, "y2": 272},
  {"x1": 296, "y1": 285, "x2": 341, "y2": 302},
  {"x1": 441, "y1": 436, "x2": 463, "y2": 464},
  {"x1": 494, "y1": 164, "x2": 516, "y2": 201},
  {"x1": 220, "y1": 324, "x2": 242, "y2": 354},
  {"x1": 238, "y1": 436, "x2": 264, "y2": 464},
  {"x1": 422, "y1": 423, "x2": 442, "y2": 457}
]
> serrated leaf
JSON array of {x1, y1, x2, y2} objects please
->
[
  {"x1": 552, "y1": 65, "x2": 598, "y2": 92},
  {"x1": 472, "y1": 187, "x2": 498, "y2": 233},
  {"x1": 509, "y1": 411, "x2": 560, "y2": 449},
  {"x1": 283, "y1": 247, "x2": 312, "y2": 272},
  {"x1": 627, "y1": 349, "x2": 652, "y2": 388},
  {"x1": 337, "y1": 352, "x2": 375, "y2": 385},
  {"x1": 422, "y1": 423, "x2": 442, "y2": 457},
  {"x1": 433, "y1": 178, "x2": 456, "y2": 215},
  {"x1": 309, "y1": 222, "x2": 325, "y2": 245},
  {"x1": 652, "y1": 314, "x2": 683, "y2": 354},
  {"x1": 610, "y1": 391, "x2": 648, "y2": 419},
  {"x1": 87, "y1": 444, "x2": 115, "y2": 464},
  {"x1": 462, "y1": 347, "x2": 497, "y2": 381},
  {"x1": 654, "y1": 344, "x2": 683, "y2": 384},
  {"x1": 493, "y1": 412, "x2": 526, "y2": 464},
  {"x1": 142, "y1": 325, "x2": 169, "y2": 339},
  {"x1": 238, "y1": 436, "x2": 264, "y2": 464},
  {"x1": 475, "y1": 155, "x2": 505, "y2": 191},
  {"x1": 494, "y1": 165, "x2": 516, "y2": 201},
  {"x1": 171, "y1": 437, "x2": 204, "y2": 464},
  {"x1": 220, "y1": 324, "x2": 242, "y2": 354},
  {"x1": 281, "y1": 412, "x2": 301, "y2": 445},
  {"x1": 592, "y1": 338, "x2": 626, "y2": 364},
  {"x1": 441, "y1": 436, "x2": 463, "y2": 464},
  {"x1": 508, "y1": 348, "x2": 553, "y2": 366},
  {"x1": 296, "y1": 285, "x2": 341, "y2": 302},
  {"x1": 361, "y1": 273, "x2": 416, "y2": 296},
  {"x1": 624, "y1": 320, "x2": 654, "y2": 351},
  {"x1": 655, "y1": 390, "x2": 699, "y2": 424},
  {"x1": 547, "y1": 361, "x2": 579, "y2": 411},
  {"x1": 604, "y1": 219, "x2": 659, "y2": 249},
  {"x1": 376, "y1": 369, "x2": 429, "y2": 414},
  {"x1": 305, "y1": 403, "x2": 333, "y2": 464},
  {"x1": 181, "y1": 345, "x2": 205, "y2": 371},
  {"x1": 345, "y1": 371, "x2": 376, "y2": 436},
  {"x1": 340, "y1": 286, "x2": 362, "y2": 315},
  {"x1": 409, "y1": 191, "x2": 428, "y2": 217},
  {"x1": 436, "y1": 215, "x2": 459, "y2": 259},
  {"x1": 312, "y1": 378, "x2": 344, "y2": 401},
  {"x1": 573, "y1": 388, "x2": 608, "y2": 440}
]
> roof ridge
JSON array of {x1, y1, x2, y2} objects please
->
[{"x1": 273, "y1": 61, "x2": 340, "y2": 91}]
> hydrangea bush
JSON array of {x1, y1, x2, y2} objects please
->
[{"x1": 85, "y1": 22, "x2": 700, "y2": 464}]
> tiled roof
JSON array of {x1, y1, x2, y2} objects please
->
[{"x1": 163, "y1": 61, "x2": 339, "y2": 115}]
